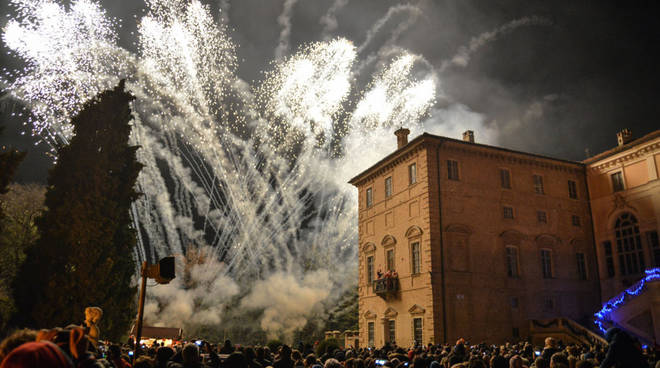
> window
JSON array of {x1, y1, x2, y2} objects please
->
[
  {"x1": 533, "y1": 175, "x2": 544, "y2": 194},
  {"x1": 411, "y1": 242, "x2": 421, "y2": 274},
  {"x1": 500, "y1": 169, "x2": 511, "y2": 189},
  {"x1": 447, "y1": 160, "x2": 459, "y2": 180},
  {"x1": 385, "y1": 176, "x2": 392, "y2": 198},
  {"x1": 366, "y1": 188, "x2": 373, "y2": 207},
  {"x1": 413, "y1": 318, "x2": 423, "y2": 345},
  {"x1": 647, "y1": 231, "x2": 660, "y2": 267},
  {"x1": 512, "y1": 327, "x2": 520, "y2": 339},
  {"x1": 366, "y1": 256, "x2": 374, "y2": 284},
  {"x1": 368, "y1": 322, "x2": 375, "y2": 347},
  {"x1": 572, "y1": 215, "x2": 581, "y2": 227},
  {"x1": 503, "y1": 206, "x2": 514, "y2": 219},
  {"x1": 576, "y1": 253, "x2": 587, "y2": 280},
  {"x1": 543, "y1": 297, "x2": 555, "y2": 312},
  {"x1": 506, "y1": 246, "x2": 519, "y2": 277},
  {"x1": 387, "y1": 320, "x2": 396, "y2": 343},
  {"x1": 537, "y1": 211, "x2": 547, "y2": 224},
  {"x1": 409, "y1": 163, "x2": 417, "y2": 185},
  {"x1": 615, "y1": 213, "x2": 645, "y2": 275},
  {"x1": 386, "y1": 249, "x2": 395, "y2": 271},
  {"x1": 541, "y1": 249, "x2": 553, "y2": 278},
  {"x1": 611, "y1": 172, "x2": 624, "y2": 192},
  {"x1": 603, "y1": 241, "x2": 615, "y2": 278},
  {"x1": 510, "y1": 296, "x2": 519, "y2": 309},
  {"x1": 568, "y1": 180, "x2": 578, "y2": 199}
]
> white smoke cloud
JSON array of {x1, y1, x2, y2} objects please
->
[
  {"x1": 357, "y1": 4, "x2": 422, "y2": 54},
  {"x1": 275, "y1": 0, "x2": 299, "y2": 60},
  {"x1": 442, "y1": 16, "x2": 551, "y2": 70},
  {"x1": 240, "y1": 270, "x2": 331, "y2": 341},
  {"x1": 424, "y1": 103, "x2": 496, "y2": 145},
  {"x1": 144, "y1": 247, "x2": 240, "y2": 332},
  {"x1": 320, "y1": 0, "x2": 349, "y2": 41}
]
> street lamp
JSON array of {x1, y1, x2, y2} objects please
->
[{"x1": 134, "y1": 256, "x2": 175, "y2": 360}]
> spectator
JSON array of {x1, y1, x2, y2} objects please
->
[
  {"x1": 599, "y1": 328, "x2": 648, "y2": 368},
  {"x1": 274, "y1": 345, "x2": 294, "y2": 368},
  {"x1": 0, "y1": 341, "x2": 73, "y2": 368},
  {"x1": 0, "y1": 329, "x2": 37, "y2": 363}
]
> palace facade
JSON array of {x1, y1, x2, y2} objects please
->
[{"x1": 349, "y1": 128, "x2": 660, "y2": 347}]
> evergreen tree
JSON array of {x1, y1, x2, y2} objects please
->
[
  {"x1": 0, "y1": 125, "x2": 26, "y2": 333},
  {"x1": 0, "y1": 125, "x2": 26, "y2": 222},
  {"x1": 13, "y1": 80, "x2": 142, "y2": 341}
]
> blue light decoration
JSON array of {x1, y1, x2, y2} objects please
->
[{"x1": 594, "y1": 268, "x2": 660, "y2": 333}]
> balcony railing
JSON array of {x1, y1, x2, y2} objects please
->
[{"x1": 373, "y1": 277, "x2": 399, "y2": 298}]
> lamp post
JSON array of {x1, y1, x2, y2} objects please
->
[{"x1": 134, "y1": 256, "x2": 175, "y2": 362}]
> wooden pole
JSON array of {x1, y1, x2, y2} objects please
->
[{"x1": 134, "y1": 261, "x2": 148, "y2": 363}]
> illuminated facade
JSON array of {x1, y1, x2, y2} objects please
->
[
  {"x1": 585, "y1": 129, "x2": 660, "y2": 344},
  {"x1": 349, "y1": 129, "x2": 602, "y2": 346}
]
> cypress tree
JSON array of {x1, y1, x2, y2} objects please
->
[{"x1": 14, "y1": 80, "x2": 143, "y2": 341}]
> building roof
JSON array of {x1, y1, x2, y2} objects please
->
[
  {"x1": 130, "y1": 325, "x2": 182, "y2": 339},
  {"x1": 582, "y1": 129, "x2": 660, "y2": 165},
  {"x1": 348, "y1": 132, "x2": 584, "y2": 186}
]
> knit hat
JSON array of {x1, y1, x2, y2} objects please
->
[{"x1": 0, "y1": 341, "x2": 73, "y2": 368}]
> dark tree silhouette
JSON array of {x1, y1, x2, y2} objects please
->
[{"x1": 13, "y1": 80, "x2": 143, "y2": 341}]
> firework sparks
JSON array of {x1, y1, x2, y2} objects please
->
[{"x1": 2, "y1": 0, "x2": 437, "y2": 338}]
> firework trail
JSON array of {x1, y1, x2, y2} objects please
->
[
  {"x1": 441, "y1": 15, "x2": 551, "y2": 71},
  {"x1": 1, "y1": 0, "x2": 436, "y2": 339}
]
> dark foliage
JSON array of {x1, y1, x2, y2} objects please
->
[{"x1": 12, "y1": 80, "x2": 143, "y2": 341}]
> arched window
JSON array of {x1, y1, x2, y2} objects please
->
[{"x1": 615, "y1": 213, "x2": 645, "y2": 275}]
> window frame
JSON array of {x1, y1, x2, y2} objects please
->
[
  {"x1": 409, "y1": 163, "x2": 417, "y2": 185},
  {"x1": 500, "y1": 168, "x2": 511, "y2": 189},
  {"x1": 647, "y1": 230, "x2": 660, "y2": 267},
  {"x1": 603, "y1": 241, "x2": 615, "y2": 278},
  {"x1": 387, "y1": 319, "x2": 396, "y2": 344},
  {"x1": 505, "y1": 245, "x2": 520, "y2": 278},
  {"x1": 411, "y1": 241, "x2": 421, "y2": 275},
  {"x1": 537, "y1": 211, "x2": 547, "y2": 224},
  {"x1": 447, "y1": 160, "x2": 459, "y2": 181},
  {"x1": 572, "y1": 215, "x2": 581, "y2": 227},
  {"x1": 568, "y1": 180, "x2": 578, "y2": 199},
  {"x1": 541, "y1": 248, "x2": 553, "y2": 279},
  {"x1": 611, "y1": 171, "x2": 625, "y2": 193},
  {"x1": 366, "y1": 255, "x2": 374, "y2": 284},
  {"x1": 366, "y1": 187, "x2": 373, "y2": 208},
  {"x1": 576, "y1": 252, "x2": 587, "y2": 280},
  {"x1": 543, "y1": 297, "x2": 555, "y2": 312},
  {"x1": 386, "y1": 248, "x2": 395, "y2": 272},
  {"x1": 533, "y1": 174, "x2": 545, "y2": 195},
  {"x1": 412, "y1": 318, "x2": 423, "y2": 345},
  {"x1": 385, "y1": 176, "x2": 392, "y2": 198},
  {"x1": 368, "y1": 321, "x2": 375, "y2": 347},
  {"x1": 615, "y1": 213, "x2": 645, "y2": 276}
]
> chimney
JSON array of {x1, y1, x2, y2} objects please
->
[
  {"x1": 394, "y1": 127, "x2": 410, "y2": 149},
  {"x1": 616, "y1": 129, "x2": 632, "y2": 146},
  {"x1": 462, "y1": 130, "x2": 475, "y2": 143}
]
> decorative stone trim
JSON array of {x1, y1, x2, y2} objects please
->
[
  {"x1": 408, "y1": 304, "x2": 426, "y2": 315},
  {"x1": 405, "y1": 225, "x2": 424, "y2": 238},
  {"x1": 384, "y1": 307, "x2": 398, "y2": 318},
  {"x1": 588, "y1": 141, "x2": 660, "y2": 172},
  {"x1": 381, "y1": 235, "x2": 397, "y2": 247}
]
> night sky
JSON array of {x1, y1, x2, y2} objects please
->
[{"x1": 1, "y1": 0, "x2": 659, "y2": 182}]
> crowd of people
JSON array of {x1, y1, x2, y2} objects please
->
[{"x1": 0, "y1": 325, "x2": 655, "y2": 368}]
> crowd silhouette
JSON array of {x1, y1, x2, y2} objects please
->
[{"x1": 0, "y1": 323, "x2": 656, "y2": 368}]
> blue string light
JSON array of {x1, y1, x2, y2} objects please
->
[{"x1": 594, "y1": 268, "x2": 660, "y2": 333}]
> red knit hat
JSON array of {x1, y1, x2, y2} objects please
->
[{"x1": 0, "y1": 341, "x2": 73, "y2": 368}]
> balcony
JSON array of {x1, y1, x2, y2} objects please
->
[{"x1": 373, "y1": 277, "x2": 399, "y2": 298}]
